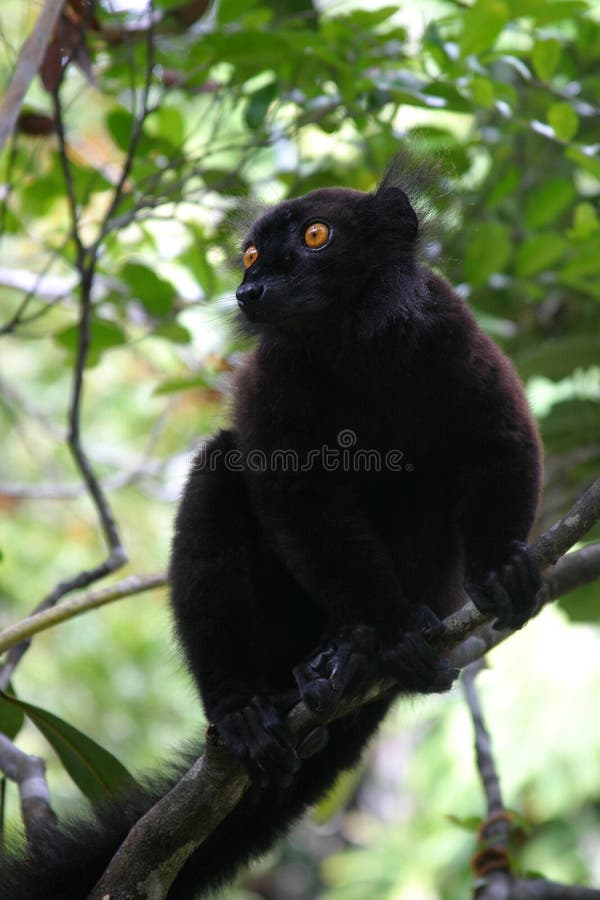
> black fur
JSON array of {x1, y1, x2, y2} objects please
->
[{"x1": 1, "y1": 174, "x2": 543, "y2": 898}]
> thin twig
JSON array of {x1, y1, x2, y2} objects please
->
[
  {"x1": 52, "y1": 90, "x2": 85, "y2": 269},
  {"x1": 462, "y1": 661, "x2": 506, "y2": 826},
  {"x1": 0, "y1": 462, "x2": 162, "y2": 499},
  {"x1": 90, "y1": 9, "x2": 155, "y2": 256},
  {"x1": 462, "y1": 661, "x2": 512, "y2": 897},
  {"x1": 0, "y1": 238, "x2": 75, "y2": 336}
]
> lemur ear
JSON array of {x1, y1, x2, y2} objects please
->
[{"x1": 375, "y1": 186, "x2": 418, "y2": 240}]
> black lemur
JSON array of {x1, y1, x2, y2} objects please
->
[{"x1": 2, "y1": 168, "x2": 542, "y2": 898}]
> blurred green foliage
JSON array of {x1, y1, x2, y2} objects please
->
[{"x1": 0, "y1": 0, "x2": 599, "y2": 896}]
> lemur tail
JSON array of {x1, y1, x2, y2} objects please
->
[{"x1": 2, "y1": 700, "x2": 390, "y2": 899}]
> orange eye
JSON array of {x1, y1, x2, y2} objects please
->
[
  {"x1": 304, "y1": 222, "x2": 330, "y2": 249},
  {"x1": 243, "y1": 245, "x2": 259, "y2": 269}
]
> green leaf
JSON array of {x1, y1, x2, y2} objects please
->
[
  {"x1": 266, "y1": 0, "x2": 315, "y2": 20},
  {"x1": 0, "y1": 692, "x2": 134, "y2": 803},
  {"x1": 558, "y1": 272, "x2": 600, "y2": 300},
  {"x1": 179, "y1": 238, "x2": 217, "y2": 298},
  {"x1": 105, "y1": 109, "x2": 148, "y2": 154},
  {"x1": 121, "y1": 262, "x2": 176, "y2": 317},
  {"x1": 532, "y1": 38, "x2": 562, "y2": 81},
  {"x1": 145, "y1": 106, "x2": 186, "y2": 150},
  {"x1": 464, "y1": 222, "x2": 512, "y2": 286},
  {"x1": 504, "y1": 0, "x2": 542, "y2": 13},
  {"x1": 447, "y1": 814, "x2": 483, "y2": 832},
  {"x1": 547, "y1": 101, "x2": 579, "y2": 141},
  {"x1": 505, "y1": 0, "x2": 584, "y2": 21},
  {"x1": 54, "y1": 319, "x2": 126, "y2": 364},
  {"x1": 420, "y1": 82, "x2": 471, "y2": 113},
  {"x1": 218, "y1": 0, "x2": 262, "y2": 24},
  {"x1": 558, "y1": 573, "x2": 600, "y2": 624},
  {"x1": 528, "y1": 0, "x2": 588, "y2": 25},
  {"x1": 201, "y1": 169, "x2": 248, "y2": 195},
  {"x1": 524, "y1": 177, "x2": 575, "y2": 228},
  {"x1": 487, "y1": 166, "x2": 520, "y2": 206},
  {"x1": 517, "y1": 335, "x2": 600, "y2": 380},
  {"x1": 514, "y1": 233, "x2": 566, "y2": 277},
  {"x1": 244, "y1": 81, "x2": 278, "y2": 131},
  {"x1": 153, "y1": 322, "x2": 192, "y2": 344},
  {"x1": 21, "y1": 169, "x2": 64, "y2": 216},
  {"x1": 568, "y1": 203, "x2": 600, "y2": 239},
  {"x1": 565, "y1": 147, "x2": 600, "y2": 180},
  {"x1": 0, "y1": 686, "x2": 24, "y2": 740},
  {"x1": 504, "y1": 807, "x2": 534, "y2": 835},
  {"x1": 343, "y1": 6, "x2": 398, "y2": 30},
  {"x1": 153, "y1": 373, "x2": 214, "y2": 395},
  {"x1": 562, "y1": 239, "x2": 600, "y2": 278},
  {"x1": 154, "y1": 0, "x2": 190, "y2": 8},
  {"x1": 470, "y1": 76, "x2": 495, "y2": 108},
  {"x1": 192, "y1": 261, "x2": 218, "y2": 299},
  {"x1": 540, "y1": 399, "x2": 600, "y2": 452},
  {"x1": 460, "y1": 0, "x2": 509, "y2": 57},
  {"x1": 576, "y1": 18, "x2": 600, "y2": 63},
  {"x1": 205, "y1": 31, "x2": 294, "y2": 72},
  {"x1": 472, "y1": 308, "x2": 519, "y2": 338}
]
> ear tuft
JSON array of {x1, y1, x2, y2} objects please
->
[{"x1": 376, "y1": 186, "x2": 419, "y2": 240}]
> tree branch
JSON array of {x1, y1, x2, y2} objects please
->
[
  {"x1": 509, "y1": 882, "x2": 600, "y2": 899},
  {"x1": 533, "y1": 474, "x2": 600, "y2": 567},
  {"x1": 441, "y1": 474, "x2": 600, "y2": 665},
  {"x1": 87, "y1": 476, "x2": 600, "y2": 900},
  {"x1": 87, "y1": 731, "x2": 249, "y2": 900},
  {"x1": 0, "y1": 733, "x2": 57, "y2": 848},
  {"x1": 0, "y1": 574, "x2": 167, "y2": 656},
  {"x1": 445, "y1": 539, "x2": 600, "y2": 670},
  {"x1": 0, "y1": 0, "x2": 65, "y2": 153}
]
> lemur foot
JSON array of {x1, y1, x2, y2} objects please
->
[
  {"x1": 381, "y1": 606, "x2": 459, "y2": 694},
  {"x1": 469, "y1": 541, "x2": 541, "y2": 631},
  {"x1": 214, "y1": 694, "x2": 300, "y2": 787},
  {"x1": 294, "y1": 614, "x2": 458, "y2": 716},
  {"x1": 293, "y1": 625, "x2": 378, "y2": 719}
]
